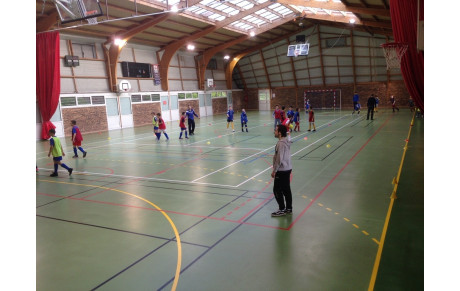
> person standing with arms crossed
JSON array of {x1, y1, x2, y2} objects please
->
[
  {"x1": 367, "y1": 94, "x2": 377, "y2": 120},
  {"x1": 271, "y1": 124, "x2": 293, "y2": 217},
  {"x1": 186, "y1": 105, "x2": 199, "y2": 135},
  {"x1": 226, "y1": 105, "x2": 235, "y2": 132}
]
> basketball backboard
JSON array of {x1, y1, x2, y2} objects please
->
[{"x1": 54, "y1": 0, "x2": 103, "y2": 24}]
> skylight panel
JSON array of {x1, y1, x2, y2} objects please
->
[
  {"x1": 199, "y1": 0, "x2": 214, "y2": 5},
  {"x1": 209, "y1": 13, "x2": 225, "y2": 21},
  {"x1": 256, "y1": 10, "x2": 279, "y2": 21}
]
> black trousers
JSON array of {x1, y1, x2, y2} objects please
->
[
  {"x1": 188, "y1": 119, "x2": 196, "y2": 133},
  {"x1": 367, "y1": 107, "x2": 374, "y2": 120},
  {"x1": 273, "y1": 170, "x2": 292, "y2": 210}
]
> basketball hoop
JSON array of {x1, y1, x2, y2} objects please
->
[
  {"x1": 294, "y1": 49, "x2": 300, "y2": 58},
  {"x1": 381, "y1": 42, "x2": 409, "y2": 70}
]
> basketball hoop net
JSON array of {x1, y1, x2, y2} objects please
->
[
  {"x1": 294, "y1": 49, "x2": 300, "y2": 58},
  {"x1": 381, "y1": 42, "x2": 409, "y2": 70}
]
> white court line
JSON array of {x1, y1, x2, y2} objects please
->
[
  {"x1": 192, "y1": 114, "x2": 352, "y2": 183},
  {"x1": 122, "y1": 143, "x2": 266, "y2": 151},
  {"x1": 37, "y1": 168, "x2": 238, "y2": 188},
  {"x1": 234, "y1": 115, "x2": 355, "y2": 187}
]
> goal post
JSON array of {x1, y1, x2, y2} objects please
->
[{"x1": 304, "y1": 89, "x2": 342, "y2": 111}]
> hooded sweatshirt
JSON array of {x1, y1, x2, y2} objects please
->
[{"x1": 272, "y1": 137, "x2": 292, "y2": 172}]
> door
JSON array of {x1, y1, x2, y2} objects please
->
[
  {"x1": 120, "y1": 96, "x2": 133, "y2": 128},
  {"x1": 170, "y1": 95, "x2": 179, "y2": 121},
  {"x1": 160, "y1": 95, "x2": 170, "y2": 122},
  {"x1": 205, "y1": 93, "x2": 212, "y2": 116},
  {"x1": 199, "y1": 94, "x2": 206, "y2": 117},
  {"x1": 106, "y1": 97, "x2": 121, "y2": 130},
  {"x1": 258, "y1": 89, "x2": 270, "y2": 111}
]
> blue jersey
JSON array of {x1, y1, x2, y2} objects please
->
[
  {"x1": 287, "y1": 110, "x2": 294, "y2": 118},
  {"x1": 227, "y1": 110, "x2": 234, "y2": 120},
  {"x1": 353, "y1": 94, "x2": 359, "y2": 102},
  {"x1": 241, "y1": 112, "x2": 248, "y2": 122},
  {"x1": 186, "y1": 109, "x2": 198, "y2": 120},
  {"x1": 293, "y1": 111, "x2": 300, "y2": 122}
]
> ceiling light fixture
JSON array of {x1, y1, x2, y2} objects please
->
[
  {"x1": 187, "y1": 44, "x2": 195, "y2": 50},
  {"x1": 171, "y1": 5, "x2": 179, "y2": 13},
  {"x1": 349, "y1": 18, "x2": 356, "y2": 24},
  {"x1": 249, "y1": 31, "x2": 255, "y2": 37},
  {"x1": 224, "y1": 55, "x2": 230, "y2": 60},
  {"x1": 114, "y1": 38, "x2": 127, "y2": 47}
]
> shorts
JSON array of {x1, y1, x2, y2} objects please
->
[
  {"x1": 53, "y1": 156, "x2": 63, "y2": 161},
  {"x1": 227, "y1": 119, "x2": 233, "y2": 122},
  {"x1": 309, "y1": 116, "x2": 314, "y2": 122},
  {"x1": 180, "y1": 127, "x2": 187, "y2": 130},
  {"x1": 153, "y1": 126, "x2": 159, "y2": 132},
  {"x1": 73, "y1": 141, "x2": 81, "y2": 147}
]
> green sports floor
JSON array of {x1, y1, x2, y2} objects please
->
[{"x1": 36, "y1": 108, "x2": 423, "y2": 290}]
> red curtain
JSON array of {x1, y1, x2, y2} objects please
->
[
  {"x1": 390, "y1": 0, "x2": 424, "y2": 112},
  {"x1": 36, "y1": 31, "x2": 60, "y2": 139}
]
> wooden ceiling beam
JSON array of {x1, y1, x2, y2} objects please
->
[{"x1": 36, "y1": 10, "x2": 59, "y2": 33}]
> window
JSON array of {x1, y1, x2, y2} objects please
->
[
  {"x1": 72, "y1": 42, "x2": 97, "y2": 59},
  {"x1": 178, "y1": 92, "x2": 199, "y2": 99},
  {"x1": 326, "y1": 37, "x2": 347, "y2": 48},
  {"x1": 77, "y1": 97, "x2": 91, "y2": 105},
  {"x1": 61, "y1": 97, "x2": 77, "y2": 106},
  {"x1": 178, "y1": 93, "x2": 186, "y2": 99},
  {"x1": 211, "y1": 91, "x2": 227, "y2": 98},
  {"x1": 131, "y1": 95, "x2": 141, "y2": 103},
  {"x1": 91, "y1": 96, "x2": 105, "y2": 104},
  {"x1": 142, "y1": 94, "x2": 151, "y2": 101},
  {"x1": 151, "y1": 94, "x2": 160, "y2": 101}
]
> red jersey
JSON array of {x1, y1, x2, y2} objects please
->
[
  {"x1": 309, "y1": 111, "x2": 315, "y2": 122},
  {"x1": 282, "y1": 117, "x2": 290, "y2": 130},
  {"x1": 274, "y1": 109, "x2": 282, "y2": 119},
  {"x1": 179, "y1": 116, "x2": 186, "y2": 128},
  {"x1": 158, "y1": 117, "x2": 166, "y2": 130}
]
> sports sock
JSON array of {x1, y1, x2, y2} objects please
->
[
  {"x1": 78, "y1": 147, "x2": 85, "y2": 153},
  {"x1": 185, "y1": 131, "x2": 188, "y2": 138},
  {"x1": 73, "y1": 147, "x2": 78, "y2": 156},
  {"x1": 54, "y1": 164, "x2": 58, "y2": 173},
  {"x1": 180, "y1": 132, "x2": 183, "y2": 138},
  {"x1": 61, "y1": 163, "x2": 70, "y2": 170},
  {"x1": 164, "y1": 132, "x2": 169, "y2": 139}
]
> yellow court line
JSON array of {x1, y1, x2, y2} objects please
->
[
  {"x1": 38, "y1": 179, "x2": 182, "y2": 291},
  {"x1": 368, "y1": 112, "x2": 416, "y2": 291}
]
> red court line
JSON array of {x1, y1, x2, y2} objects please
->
[
  {"x1": 36, "y1": 191, "x2": 284, "y2": 229},
  {"x1": 286, "y1": 115, "x2": 394, "y2": 230}
]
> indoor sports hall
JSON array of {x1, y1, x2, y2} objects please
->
[{"x1": 33, "y1": 0, "x2": 424, "y2": 290}]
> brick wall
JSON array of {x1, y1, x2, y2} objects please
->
[
  {"x1": 132, "y1": 102, "x2": 161, "y2": 127},
  {"x1": 178, "y1": 99, "x2": 200, "y2": 116},
  {"x1": 62, "y1": 107, "x2": 108, "y2": 136},
  {"x1": 212, "y1": 98, "x2": 228, "y2": 114},
  {"x1": 261, "y1": 81, "x2": 409, "y2": 110},
  {"x1": 231, "y1": 90, "x2": 258, "y2": 111}
]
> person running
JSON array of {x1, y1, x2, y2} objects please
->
[
  {"x1": 241, "y1": 108, "x2": 248, "y2": 132},
  {"x1": 293, "y1": 107, "x2": 300, "y2": 132},
  {"x1": 152, "y1": 111, "x2": 160, "y2": 141},
  {"x1": 227, "y1": 105, "x2": 235, "y2": 132},
  {"x1": 48, "y1": 128, "x2": 73, "y2": 177},
  {"x1": 179, "y1": 111, "x2": 188, "y2": 139},
  {"x1": 390, "y1": 95, "x2": 400, "y2": 112},
  {"x1": 352, "y1": 92, "x2": 359, "y2": 114},
  {"x1": 156, "y1": 112, "x2": 169, "y2": 141},
  {"x1": 308, "y1": 108, "x2": 316, "y2": 132},
  {"x1": 70, "y1": 120, "x2": 87, "y2": 158},
  {"x1": 271, "y1": 124, "x2": 293, "y2": 217},
  {"x1": 273, "y1": 105, "x2": 282, "y2": 132},
  {"x1": 186, "y1": 105, "x2": 199, "y2": 135}
]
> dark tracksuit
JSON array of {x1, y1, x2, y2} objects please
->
[
  {"x1": 272, "y1": 137, "x2": 293, "y2": 211},
  {"x1": 367, "y1": 96, "x2": 376, "y2": 120}
]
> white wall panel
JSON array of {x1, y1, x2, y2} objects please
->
[
  {"x1": 267, "y1": 66, "x2": 280, "y2": 74},
  {"x1": 339, "y1": 67, "x2": 354, "y2": 75},
  {"x1": 119, "y1": 49, "x2": 134, "y2": 62},
  {"x1": 61, "y1": 78, "x2": 75, "y2": 93},
  {"x1": 263, "y1": 49, "x2": 276, "y2": 58},
  {"x1": 73, "y1": 60, "x2": 106, "y2": 77},
  {"x1": 307, "y1": 57, "x2": 321, "y2": 67},
  {"x1": 249, "y1": 54, "x2": 262, "y2": 63},
  {"x1": 271, "y1": 81, "x2": 283, "y2": 87},
  {"x1": 213, "y1": 71, "x2": 225, "y2": 81},
  {"x1": 282, "y1": 72, "x2": 294, "y2": 80},
  {"x1": 169, "y1": 80, "x2": 183, "y2": 91},
  {"x1": 297, "y1": 78, "x2": 310, "y2": 86},
  {"x1": 353, "y1": 36, "x2": 369, "y2": 46},
  {"x1": 169, "y1": 67, "x2": 181, "y2": 79},
  {"x1": 254, "y1": 69, "x2": 265, "y2": 77},
  {"x1": 170, "y1": 54, "x2": 179, "y2": 66},
  {"x1": 60, "y1": 39, "x2": 70, "y2": 55},
  {"x1": 265, "y1": 58, "x2": 278, "y2": 66},
  {"x1": 293, "y1": 60, "x2": 308, "y2": 70},
  {"x1": 310, "y1": 78, "x2": 323, "y2": 86},
  {"x1": 139, "y1": 79, "x2": 156, "y2": 91},
  {"x1": 356, "y1": 67, "x2": 371, "y2": 75},
  {"x1": 283, "y1": 80, "x2": 295, "y2": 87},
  {"x1": 356, "y1": 76, "x2": 371, "y2": 83},
  {"x1": 338, "y1": 56, "x2": 353, "y2": 66},
  {"x1": 256, "y1": 76, "x2": 268, "y2": 83},
  {"x1": 324, "y1": 67, "x2": 338, "y2": 76},
  {"x1": 309, "y1": 68, "x2": 322, "y2": 78},
  {"x1": 181, "y1": 68, "x2": 198, "y2": 79},
  {"x1": 75, "y1": 78, "x2": 109, "y2": 92},
  {"x1": 270, "y1": 74, "x2": 282, "y2": 81},
  {"x1": 183, "y1": 80, "x2": 199, "y2": 90},
  {"x1": 296, "y1": 69, "x2": 309, "y2": 78},
  {"x1": 252, "y1": 61, "x2": 264, "y2": 70},
  {"x1": 134, "y1": 49, "x2": 156, "y2": 64},
  {"x1": 60, "y1": 61, "x2": 73, "y2": 76},
  {"x1": 325, "y1": 77, "x2": 339, "y2": 85}
]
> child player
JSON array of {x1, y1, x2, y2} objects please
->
[
  {"x1": 48, "y1": 128, "x2": 73, "y2": 177},
  {"x1": 282, "y1": 114, "x2": 293, "y2": 141},
  {"x1": 227, "y1": 105, "x2": 235, "y2": 132},
  {"x1": 308, "y1": 108, "x2": 316, "y2": 132},
  {"x1": 273, "y1": 105, "x2": 282, "y2": 132},
  {"x1": 157, "y1": 112, "x2": 169, "y2": 141},
  {"x1": 71, "y1": 120, "x2": 87, "y2": 158},
  {"x1": 293, "y1": 108, "x2": 300, "y2": 132},
  {"x1": 179, "y1": 111, "x2": 188, "y2": 139},
  {"x1": 241, "y1": 108, "x2": 248, "y2": 132},
  {"x1": 152, "y1": 111, "x2": 160, "y2": 141}
]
